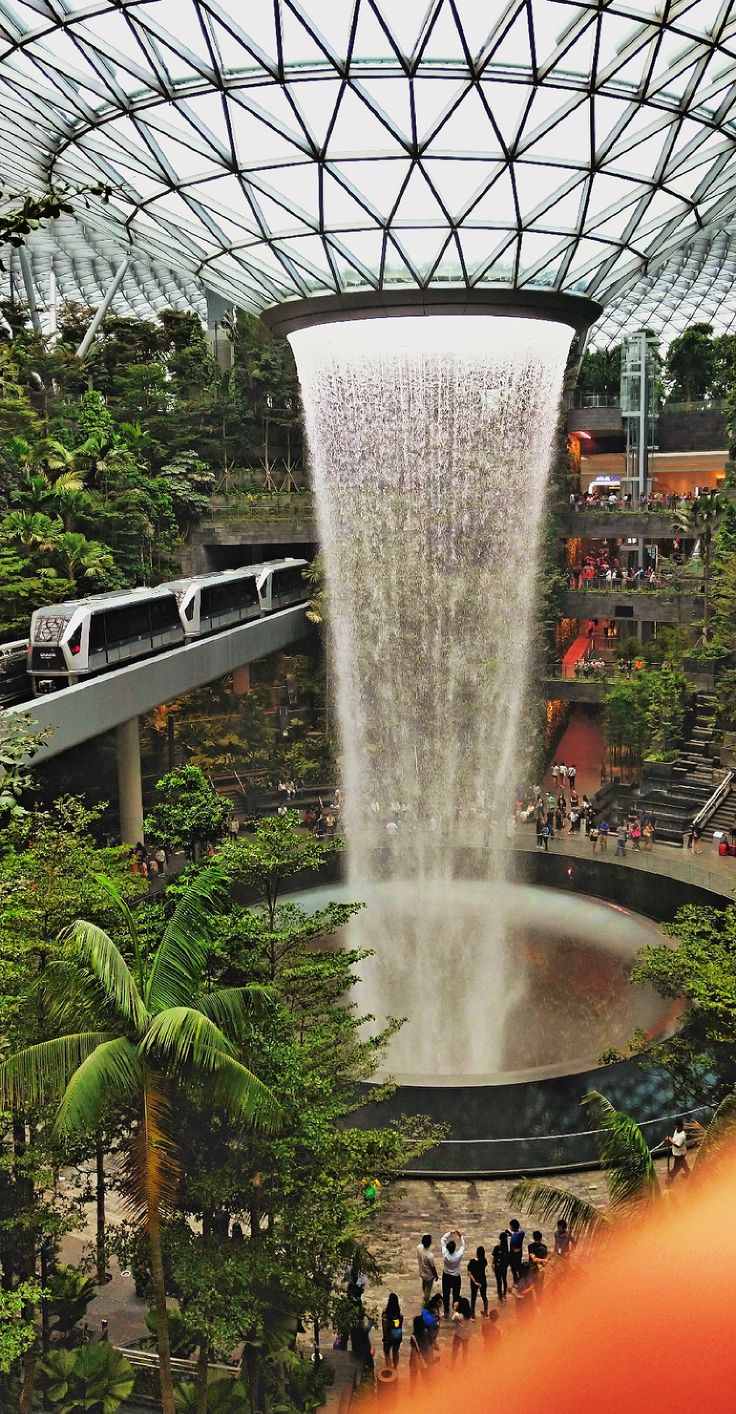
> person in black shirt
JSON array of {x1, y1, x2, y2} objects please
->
[
  {"x1": 492, "y1": 1232, "x2": 510, "y2": 1301},
  {"x1": 507, "y1": 1220, "x2": 525, "y2": 1284},
  {"x1": 467, "y1": 1245, "x2": 488, "y2": 1317},
  {"x1": 527, "y1": 1231, "x2": 549, "y2": 1288}
]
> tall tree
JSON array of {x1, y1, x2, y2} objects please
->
[
  {"x1": 672, "y1": 491, "x2": 728, "y2": 638},
  {"x1": 664, "y1": 324, "x2": 717, "y2": 404},
  {"x1": 0, "y1": 869, "x2": 279, "y2": 1414}
]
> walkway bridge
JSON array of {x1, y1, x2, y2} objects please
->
[{"x1": 3, "y1": 604, "x2": 310, "y2": 842}]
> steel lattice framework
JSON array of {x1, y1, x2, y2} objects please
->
[{"x1": 3, "y1": 0, "x2": 736, "y2": 341}]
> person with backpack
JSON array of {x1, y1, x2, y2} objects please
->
[
  {"x1": 420, "y1": 1294, "x2": 443, "y2": 1346},
  {"x1": 381, "y1": 1293, "x2": 404, "y2": 1368},
  {"x1": 409, "y1": 1314, "x2": 434, "y2": 1384},
  {"x1": 507, "y1": 1220, "x2": 526, "y2": 1284}
]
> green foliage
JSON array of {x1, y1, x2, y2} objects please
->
[
  {"x1": 664, "y1": 324, "x2": 719, "y2": 403},
  {"x1": 144, "y1": 765, "x2": 231, "y2": 856},
  {"x1": 0, "y1": 713, "x2": 51, "y2": 819},
  {"x1": 154, "y1": 649, "x2": 334, "y2": 789},
  {"x1": 603, "y1": 667, "x2": 686, "y2": 766},
  {"x1": 576, "y1": 344, "x2": 621, "y2": 398},
  {"x1": 145, "y1": 1307, "x2": 197, "y2": 1357},
  {"x1": 43, "y1": 1342, "x2": 135, "y2": 1414},
  {"x1": 175, "y1": 1376, "x2": 249, "y2": 1414},
  {"x1": 0, "y1": 1280, "x2": 44, "y2": 1375},
  {"x1": 217, "y1": 811, "x2": 340, "y2": 926},
  {"x1": 631, "y1": 903, "x2": 736, "y2": 1104},
  {"x1": 710, "y1": 500, "x2": 736, "y2": 655},
  {"x1": 46, "y1": 1265, "x2": 97, "y2": 1337},
  {"x1": 0, "y1": 796, "x2": 143, "y2": 1054},
  {"x1": 581, "y1": 1091, "x2": 658, "y2": 1208},
  {"x1": 507, "y1": 1178, "x2": 605, "y2": 1239},
  {"x1": 508, "y1": 1091, "x2": 658, "y2": 1237},
  {"x1": 0, "y1": 184, "x2": 111, "y2": 251},
  {"x1": 132, "y1": 814, "x2": 443, "y2": 1406}
]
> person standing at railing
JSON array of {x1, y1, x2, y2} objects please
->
[{"x1": 665, "y1": 1118, "x2": 690, "y2": 1185}]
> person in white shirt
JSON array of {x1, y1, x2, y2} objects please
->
[
  {"x1": 441, "y1": 1229, "x2": 465, "y2": 1317},
  {"x1": 416, "y1": 1234, "x2": 438, "y2": 1303},
  {"x1": 666, "y1": 1118, "x2": 689, "y2": 1184}
]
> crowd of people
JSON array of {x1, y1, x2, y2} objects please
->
[
  {"x1": 516, "y1": 771, "x2": 657, "y2": 856},
  {"x1": 568, "y1": 549, "x2": 660, "y2": 591},
  {"x1": 302, "y1": 788, "x2": 342, "y2": 837},
  {"x1": 130, "y1": 841, "x2": 169, "y2": 878},
  {"x1": 568, "y1": 488, "x2": 717, "y2": 513},
  {"x1": 345, "y1": 1220, "x2": 576, "y2": 1389}
]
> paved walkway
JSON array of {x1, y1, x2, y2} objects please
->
[
  {"x1": 546, "y1": 706, "x2": 605, "y2": 801},
  {"x1": 330, "y1": 1156, "x2": 678, "y2": 1403},
  {"x1": 511, "y1": 822, "x2": 736, "y2": 898}
]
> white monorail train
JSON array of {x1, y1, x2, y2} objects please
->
[{"x1": 28, "y1": 559, "x2": 308, "y2": 695}]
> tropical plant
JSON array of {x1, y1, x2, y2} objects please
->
[
  {"x1": 631, "y1": 903, "x2": 736, "y2": 1104},
  {"x1": 0, "y1": 869, "x2": 279, "y2": 1414},
  {"x1": 46, "y1": 1265, "x2": 97, "y2": 1339},
  {"x1": 144, "y1": 764, "x2": 231, "y2": 859},
  {"x1": 0, "y1": 182, "x2": 111, "y2": 252},
  {"x1": 509, "y1": 1090, "x2": 736, "y2": 1241},
  {"x1": 671, "y1": 491, "x2": 728, "y2": 637},
  {"x1": 508, "y1": 1091, "x2": 659, "y2": 1239},
  {"x1": 43, "y1": 1342, "x2": 134, "y2": 1414},
  {"x1": 174, "y1": 1375, "x2": 249, "y2": 1414}
]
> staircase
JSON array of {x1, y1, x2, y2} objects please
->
[
  {"x1": 609, "y1": 691, "x2": 726, "y2": 845},
  {"x1": 672, "y1": 691, "x2": 720, "y2": 792}
]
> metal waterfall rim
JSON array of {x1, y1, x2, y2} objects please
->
[{"x1": 261, "y1": 287, "x2": 603, "y2": 339}]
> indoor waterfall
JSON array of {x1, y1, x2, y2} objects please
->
[{"x1": 290, "y1": 315, "x2": 573, "y2": 1079}]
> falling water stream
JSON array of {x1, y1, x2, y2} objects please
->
[{"x1": 290, "y1": 315, "x2": 573, "y2": 1079}]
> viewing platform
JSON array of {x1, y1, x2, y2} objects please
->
[{"x1": 559, "y1": 587, "x2": 704, "y2": 623}]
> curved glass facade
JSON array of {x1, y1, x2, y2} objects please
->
[{"x1": 2, "y1": 0, "x2": 736, "y2": 338}]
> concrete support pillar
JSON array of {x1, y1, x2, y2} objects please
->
[
  {"x1": 116, "y1": 716, "x2": 144, "y2": 846},
  {"x1": 232, "y1": 664, "x2": 251, "y2": 695}
]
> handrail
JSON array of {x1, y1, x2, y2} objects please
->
[
  {"x1": 692, "y1": 769, "x2": 734, "y2": 831},
  {"x1": 115, "y1": 1346, "x2": 238, "y2": 1375},
  {"x1": 437, "y1": 1104, "x2": 710, "y2": 1147}
]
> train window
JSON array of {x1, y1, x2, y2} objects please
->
[
  {"x1": 183, "y1": 598, "x2": 195, "y2": 621},
  {"x1": 200, "y1": 587, "x2": 213, "y2": 619},
  {"x1": 104, "y1": 602, "x2": 152, "y2": 645},
  {"x1": 68, "y1": 624, "x2": 83, "y2": 657},
  {"x1": 89, "y1": 614, "x2": 106, "y2": 652},
  {"x1": 150, "y1": 596, "x2": 180, "y2": 632},
  {"x1": 273, "y1": 567, "x2": 304, "y2": 597},
  {"x1": 242, "y1": 577, "x2": 260, "y2": 608}
]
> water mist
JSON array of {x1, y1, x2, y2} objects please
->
[{"x1": 290, "y1": 315, "x2": 572, "y2": 1080}]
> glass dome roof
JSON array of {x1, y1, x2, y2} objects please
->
[{"x1": 2, "y1": 0, "x2": 736, "y2": 337}]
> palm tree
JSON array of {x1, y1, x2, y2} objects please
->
[
  {"x1": 672, "y1": 491, "x2": 727, "y2": 639},
  {"x1": 53, "y1": 531, "x2": 115, "y2": 585},
  {"x1": 1, "y1": 509, "x2": 64, "y2": 554},
  {"x1": 509, "y1": 1090, "x2": 736, "y2": 1241},
  {"x1": 0, "y1": 870, "x2": 279, "y2": 1414},
  {"x1": 508, "y1": 1091, "x2": 660, "y2": 1239}
]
